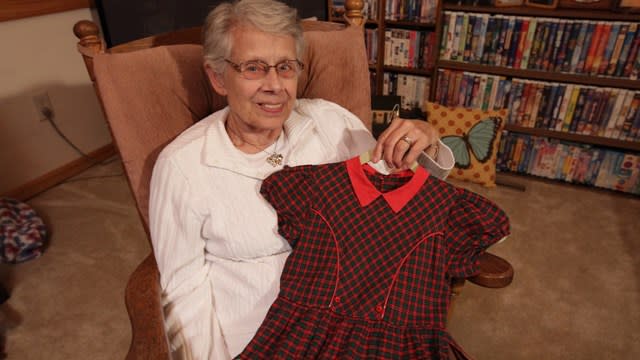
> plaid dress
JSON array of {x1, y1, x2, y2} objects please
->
[{"x1": 238, "y1": 156, "x2": 510, "y2": 359}]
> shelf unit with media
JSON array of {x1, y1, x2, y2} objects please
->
[
  {"x1": 328, "y1": 0, "x2": 440, "y2": 116},
  {"x1": 434, "y1": 3, "x2": 640, "y2": 194}
]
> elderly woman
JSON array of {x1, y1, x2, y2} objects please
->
[{"x1": 149, "y1": 0, "x2": 454, "y2": 359}]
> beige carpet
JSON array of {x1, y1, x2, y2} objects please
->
[{"x1": 2, "y1": 157, "x2": 639, "y2": 359}]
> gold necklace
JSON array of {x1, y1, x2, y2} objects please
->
[{"x1": 228, "y1": 128, "x2": 284, "y2": 167}]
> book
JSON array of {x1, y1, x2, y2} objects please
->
[
  {"x1": 611, "y1": 90, "x2": 634, "y2": 139},
  {"x1": 488, "y1": 15, "x2": 506, "y2": 66},
  {"x1": 533, "y1": 82, "x2": 550, "y2": 128},
  {"x1": 481, "y1": 74, "x2": 493, "y2": 111},
  {"x1": 468, "y1": 14, "x2": 482, "y2": 63},
  {"x1": 555, "y1": 84, "x2": 574, "y2": 132},
  {"x1": 494, "y1": 77, "x2": 511, "y2": 110},
  {"x1": 548, "y1": 20, "x2": 568, "y2": 72},
  {"x1": 592, "y1": 88, "x2": 612, "y2": 137},
  {"x1": 589, "y1": 22, "x2": 612, "y2": 76},
  {"x1": 494, "y1": 15, "x2": 511, "y2": 67},
  {"x1": 554, "y1": 20, "x2": 576, "y2": 72},
  {"x1": 507, "y1": 79, "x2": 525, "y2": 125},
  {"x1": 540, "y1": 20, "x2": 559, "y2": 71},
  {"x1": 576, "y1": 21, "x2": 597, "y2": 73},
  {"x1": 583, "y1": 21, "x2": 605, "y2": 74},
  {"x1": 562, "y1": 85, "x2": 582, "y2": 132},
  {"x1": 521, "y1": 81, "x2": 538, "y2": 127},
  {"x1": 501, "y1": 16, "x2": 517, "y2": 68},
  {"x1": 614, "y1": 22, "x2": 638, "y2": 77},
  {"x1": 620, "y1": 92, "x2": 640, "y2": 140},
  {"x1": 487, "y1": 75, "x2": 501, "y2": 110},
  {"x1": 549, "y1": 83, "x2": 566, "y2": 130},
  {"x1": 513, "y1": 17, "x2": 530, "y2": 70},
  {"x1": 629, "y1": 96, "x2": 640, "y2": 140},
  {"x1": 520, "y1": 17, "x2": 537, "y2": 70},
  {"x1": 541, "y1": 83, "x2": 560, "y2": 129},
  {"x1": 596, "y1": 22, "x2": 621, "y2": 75},
  {"x1": 561, "y1": 20, "x2": 581, "y2": 73},
  {"x1": 568, "y1": 21, "x2": 587, "y2": 73},
  {"x1": 528, "y1": 19, "x2": 547, "y2": 71},
  {"x1": 528, "y1": 82, "x2": 544, "y2": 128},
  {"x1": 606, "y1": 22, "x2": 629, "y2": 76},
  {"x1": 603, "y1": 88, "x2": 625, "y2": 138},
  {"x1": 592, "y1": 89, "x2": 614, "y2": 137},
  {"x1": 440, "y1": 12, "x2": 452, "y2": 59},
  {"x1": 569, "y1": 87, "x2": 589, "y2": 133},
  {"x1": 622, "y1": 30, "x2": 640, "y2": 78},
  {"x1": 582, "y1": 89, "x2": 605, "y2": 136},
  {"x1": 458, "y1": 13, "x2": 470, "y2": 62},
  {"x1": 475, "y1": 14, "x2": 489, "y2": 64},
  {"x1": 451, "y1": 12, "x2": 464, "y2": 61}
]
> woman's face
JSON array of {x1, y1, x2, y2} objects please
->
[{"x1": 207, "y1": 26, "x2": 299, "y2": 135}]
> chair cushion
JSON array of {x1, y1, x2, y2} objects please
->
[
  {"x1": 425, "y1": 101, "x2": 508, "y2": 187},
  {"x1": 298, "y1": 23, "x2": 372, "y2": 129},
  {"x1": 94, "y1": 45, "x2": 220, "y2": 226}
]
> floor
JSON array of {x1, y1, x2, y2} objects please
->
[{"x1": 1, "y1": 157, "x2": 639, "y2": 359}]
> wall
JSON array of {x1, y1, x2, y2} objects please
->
[{"x1": 0, "y1": 8, "x2": 112, "y2": 195}]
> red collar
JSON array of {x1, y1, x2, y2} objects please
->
[{"x1": 346, "y1": 156, "x2": 429, "y2": 213}]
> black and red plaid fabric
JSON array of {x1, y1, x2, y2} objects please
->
[{"x1": 239, "y1": 156, "x2": 510, "y2": 359}]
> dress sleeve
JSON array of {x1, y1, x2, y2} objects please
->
[
  {"x1": 444, "y1": 188, "x2": 510, "y2": 279},
  {"x1": 260, "y1": 165, "x2": 312, "y2": 246},
  {"x1": 149, "y1": 155, "x2": 231, "y2": 360}
]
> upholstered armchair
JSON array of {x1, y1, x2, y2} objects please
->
[{"x1": 73, "y1": 4, "x2": 512, "y2": 359}]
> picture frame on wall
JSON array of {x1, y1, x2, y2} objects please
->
[
  {"x1": 557, "y1": 0, "x2": 614, "y2": 9},
  {"x1": 615, "y1": 0, "x2": 640, "y2": 12},
  {"x1": 494, "y1": 0, "x2": 524, "y2": 7},
  {"x1": 525, "y1": 0, "x2": 559, "y2": 8}
]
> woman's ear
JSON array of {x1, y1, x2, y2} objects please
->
[{"x1": 205, "y1": 64, "x2": 228, "y2": 96}]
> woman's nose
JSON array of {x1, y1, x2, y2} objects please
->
[{"x1": 261, "y1": 67, "x2": 284, "y2": 90}]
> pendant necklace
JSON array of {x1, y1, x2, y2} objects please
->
[
  {"x1": 264, "y1": 136, "x2": 283, "y2": 167},
  {"x1": 229, "y1": 129, "x2": 283, "y2": 167}
]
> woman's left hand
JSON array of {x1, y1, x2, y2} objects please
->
[{"x1": 371, "y1": 117, "x2": 440, "y2": 170}]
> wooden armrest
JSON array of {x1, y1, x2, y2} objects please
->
[
  {"x1": 468, "y1": 252, "x2": 514, "y2": 288},
  {"x1": 124, "y1": 253, "x2": 170, "y2": 360}
]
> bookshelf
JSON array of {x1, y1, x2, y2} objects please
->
[
  {"x1": 327, "y1": 1, "x2": 640, "y2": 195},
  {"x1": 328, "y1": 0, "x2": 440, "y2": 116},
  {"x1": 433, "y1": 3, "x2": 640, "y2": 195}
]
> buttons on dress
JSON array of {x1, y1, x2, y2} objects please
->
[
  {"x1": 375, "y1": 305, "x2": 383, "y2": 313},
  {"x1": 333, "y1": 296, "x2": 341, "y2": 304}
]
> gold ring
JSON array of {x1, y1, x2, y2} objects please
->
[{"x1": 401, "y1": 135, "x2": 413, "y2": 146}]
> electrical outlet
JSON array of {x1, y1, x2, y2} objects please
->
[{"x1": 32, "y1": 91, "x2": 54, "y2": 121}]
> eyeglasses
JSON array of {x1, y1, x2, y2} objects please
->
[{"x1": 224, "y1": 59, "x2": 304, "y2": 80}]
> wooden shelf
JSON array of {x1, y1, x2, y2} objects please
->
[
  {"x1": 383, "y1": 66, "x2": 433, "y2": 76},
  {"x1": 505, "y1": 125, "x2": 640, "y2": 152},
  {"x1": 437, "y1": 61, "x2": 640, "y2": 90},
  {"x1": 0, "y1": 0, "x2": 90, "y2": 22},
  {"x1": 496, "y1": 171, "x2": 640, "y2": 197},
  {"x1": 441, "y1": 4, "x2": 640, "y2": 21},
  {"x1": 385, "y1": 20, "x2": 436, "y2": 29}
]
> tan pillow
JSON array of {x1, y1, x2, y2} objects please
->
[
  {"x1": 298, "y1": 23, "x2": 371, "y2": 129},
  {"x1": 425, "y1": 102, "x2": 507, "y2": 187}
]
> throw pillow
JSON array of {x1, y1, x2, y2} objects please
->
[{"x1": 425, "y1": 102, "x2": 508, "y2": 187}]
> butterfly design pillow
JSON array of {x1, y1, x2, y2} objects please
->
[{"x1": 425, "y1": 102, "x2": 507, "y2": 187}]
